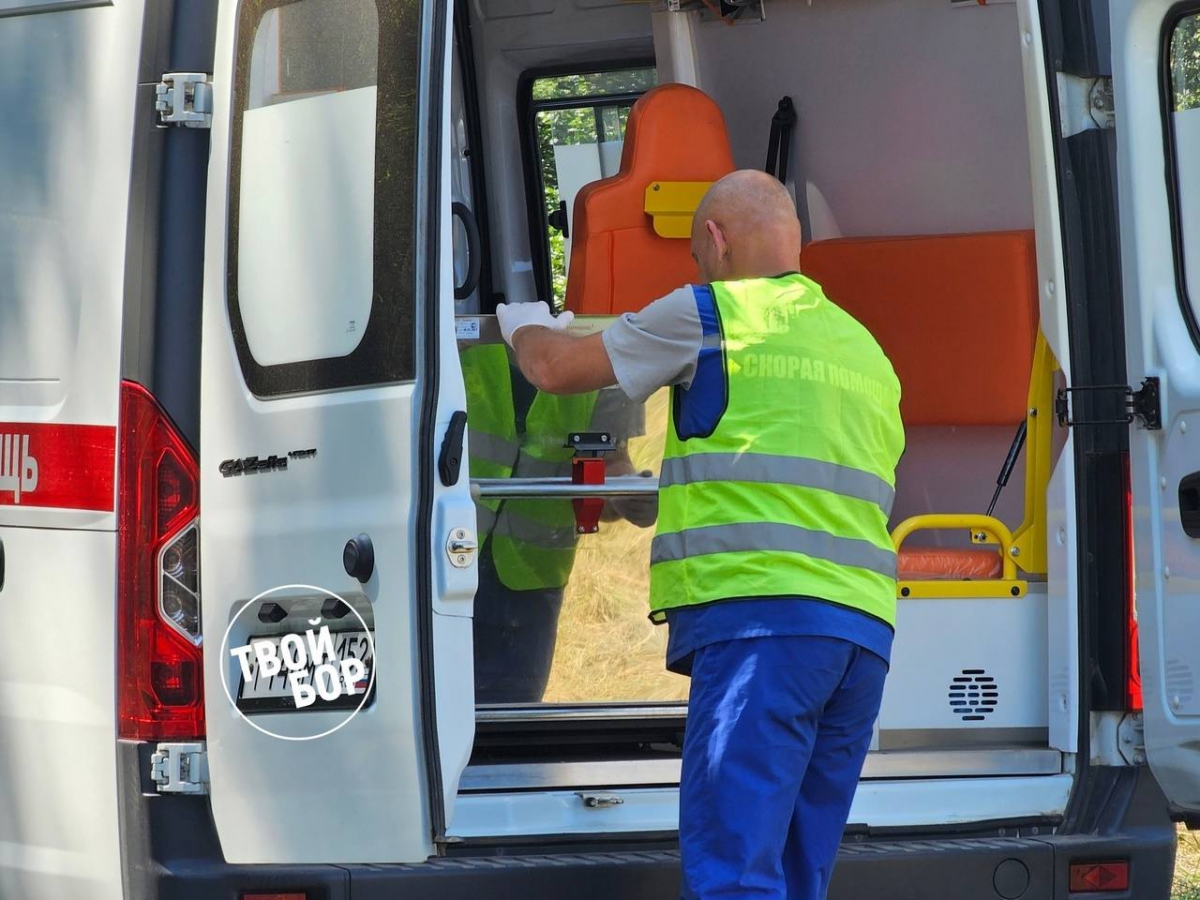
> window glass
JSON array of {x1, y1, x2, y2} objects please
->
[
  {"x1": 1169, "y1": 12, "x2": 1200, "y2": 324},
  {"x1": 541, "y1": 388, "x2": 687, "y2": 703},
  {"x1": 228, "y1": 0, "x2": 421, "y2": 396},
  {"x1": 463, "y1": 351, "x2": 685, "y2": 706},
  {"x1": 451, "y1": 44, "x2": 478, "y2": 314},
  {"x1": 530, "y1": 67, "x2": 657, "y2": 308},
  {"x1": 533, "y1": 68, "x2": 656, "y2": 101}
]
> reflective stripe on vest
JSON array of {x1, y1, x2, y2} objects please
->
[
  {"x1": 658, "y1": 453, "x2": 896, "y2": 516},
  {"x1": 490, "y1": 386, "x2": 598, "y2": 590},
  {"x1": 470, "y1": 431, "x2": 520, "y2": 471},
  {"x1": 651, "y1": 522, "x2": 897, "y2": 579},
  {"x1": 648, "y1": 276, "x2": 905, "y2": 626}
]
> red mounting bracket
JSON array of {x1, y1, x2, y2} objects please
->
[{"x1": 566, "y1": 432, "x2": 616, "y2": 535}]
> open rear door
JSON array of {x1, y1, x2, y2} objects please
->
[
  {"x1": 1113, "y1": 0, "x2": 1200, "y2": 812},
  {"x1": 200, "y1": 0, "x2": 473, "y2": 863}
]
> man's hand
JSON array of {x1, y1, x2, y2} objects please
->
[
  {"x1": 496, "y1": 303, "x2": 617, "y2": 395},
  {"x1": 495, "y1": 301, "x2": 575, "y2": 346},
  {"x1": 600, "y1": 450, "x2": 658, "y2": 528}
]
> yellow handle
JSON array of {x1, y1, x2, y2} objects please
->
[
  {"x1": 891, "y1": 514, "x2": 1018, "y2": 582},
  {"x1": 644, "y1": 181, "x2": 713, "y2": 238}
]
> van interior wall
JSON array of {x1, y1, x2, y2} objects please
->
[
  {"x1": 676, "y1": 0, "x2": 1040, "y2": 542},
  {"x1": 682, "y1": 0, "x2": 1035, "y2": 240},
  {"x1": 465, "y1": 0, "x2": 654, "y2": 308}
]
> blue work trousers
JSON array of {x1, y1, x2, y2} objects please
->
[{"x1": 679, "y1": 635, "x2": 888, "y2": 900}]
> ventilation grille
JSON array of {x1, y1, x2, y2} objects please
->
[{"x1": 948, "y1": 669, "x2": 999, "y2": 722}]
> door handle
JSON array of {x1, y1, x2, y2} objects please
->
[
  {"x1": 1181, "y1": 472, "x2": 1200, "y2": 539},
  {"x1": 0, "y1": 537, "x2": 5, "y2": 592},
  {"x1": 439, "y1": 410, "x2": 468, "y2": 487}
]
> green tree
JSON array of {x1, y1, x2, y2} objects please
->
[{"x1": 1172, "y1": 13, "x2": 1200, "y2": 112}]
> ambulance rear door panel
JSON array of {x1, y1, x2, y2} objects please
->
[
  {"x1": 199, "y1": 0, "x2": 472, "y2": 864},
  {"x1": 1112, "y1": 0, "x2": 1200, "y2": 815}
]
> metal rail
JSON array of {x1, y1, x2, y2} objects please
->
[{"x1": 471, "y1": 475, "x2": 657, "y2": 499}]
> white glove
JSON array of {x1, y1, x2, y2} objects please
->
[{"x1": 495, "y1": 302, "x2": 575, "y2": 346}]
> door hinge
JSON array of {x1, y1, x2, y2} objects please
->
[
  {"x1": 1056, "y1": 74, "x2": 1114, "y2": 138},
  {"x1": 150, "y1": 742, "x2": 209, "y2": 794},
  {"x1": 156, "y1": 73, "x2": 213, "y2": 129},
  {"x1": 1118, "y1": 713, "x2": 1146, "y2": 766},
  {"x1": 1055, "y1": 377, "x2": 1162, "y2": 430}
]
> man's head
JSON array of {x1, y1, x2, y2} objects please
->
[{"x1": 690, "y1": 170, "x2": 803, "y2": 284}]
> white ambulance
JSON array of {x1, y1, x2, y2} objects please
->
[{"x1": 1, "y1": 0, "x2": 1199, "y2": 896}]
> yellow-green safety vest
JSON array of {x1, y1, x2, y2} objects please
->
[
  {"x1": 648, "y1": 275, "x2": 905, "y2": 625},
  {"x1": 462, "y1": 344, "x2": 599, "y2": 591}
]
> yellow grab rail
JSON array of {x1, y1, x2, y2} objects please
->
[{"x1": 891, "y1": 513, "x2": 1027, "y2": 599}]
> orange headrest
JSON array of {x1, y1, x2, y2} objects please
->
[
  {"x1": 800, "y1": 231, "x2": 1039, "y2": 428},
  {"x1": 564, "y1": 84, "x2": 735, "y2": 316}
]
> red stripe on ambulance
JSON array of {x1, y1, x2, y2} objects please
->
[{"x1": 0, "y1": 424, "x2": 117, "y2": 512}]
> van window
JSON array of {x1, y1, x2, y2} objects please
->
[
  {"x1": 227, "y1": 0, "x2": 421, "y2": 397},
  {"x1": 1169, "y1": 10, "x2": 1200, "y2": 332},
  {"x1": 528, "y1": 67, "x2": 657, "y2": 308}
]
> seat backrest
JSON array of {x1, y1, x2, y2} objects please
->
[
  {"x1": 800, "y1": 231, "x2": 1039, "y2": 428},
  {"x1": 564, "y1": 84, "x2": 735, "y2": 316}
]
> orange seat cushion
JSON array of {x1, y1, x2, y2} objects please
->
[
  {"x1": 564, "y1": 84, "x2": 735, "y2": 316},
  {"x1": 800, "y1": 231, "x2": 1039, "y2": 427},
  {"x1": 897, "y1": 548, "x2": 1005, "y2": 581}
]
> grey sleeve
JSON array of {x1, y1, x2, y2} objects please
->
[{"x1": 600, "y1": 286, "x2": 704, "y2": 404}]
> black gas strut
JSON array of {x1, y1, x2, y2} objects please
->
[{"x1": 986, "y1": 419, "x2": 1028, "y2": 518}]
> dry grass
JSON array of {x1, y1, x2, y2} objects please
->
[
  {"x1": 1177, "y1": 826, "x2": 1200, "y2": 899},
  {"x1": 542, "y1": 389, "x2": 691, "y2": 703}
]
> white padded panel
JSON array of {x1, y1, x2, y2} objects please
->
[
  {"x1": 880, "y1": 587, "x2": 1049, "y2": 731},
  {"x1": 478, "y1": 0, "x2": 554, "y2": 19},
  {"x1": 692, "y1": 0, "x2": 1034, "y2": 238},
  {"x1": 892, "y1": 426, "x2": 1027, "y2": 548}
]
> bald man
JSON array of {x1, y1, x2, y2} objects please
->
[{"x1": 495, "y1": 170, "x2": 904, "y2": 900}]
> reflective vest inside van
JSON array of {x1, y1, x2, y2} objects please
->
[
  {"x1": 462, "y1": 345, "x2": 599, "y2": 591},
  {"x1": 648, "y1": 275, "x2": 905, "y2": 625}
]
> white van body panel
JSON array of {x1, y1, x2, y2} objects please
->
[
  {"x1": 0, "y1": 2, "x2": 144, "y2": 898},
  {"x1": 431, "y1": 3, "x2": 479, "y2": 824},
  {"x1": 0, "y1": 0, "x2": 142, "y2": 533},
  {"x1": 1015, "y1": 0, "x2": 1075, "y2": 381},
  {"x1": 1045, "y1": 432, "x2": 1083, "y2": 753},
  {"x1": 1112, "y1": 0, "x2": 1200, "y2": 814},
  {"x1": 0, "y1": 529, "x2": 123, "y2": 900}
]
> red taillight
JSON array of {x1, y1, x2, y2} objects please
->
[
  {"x1": 1123, "y1": 453, "x2": 1143, "y2": 712},
  {"x1": 1069, "y1": 861, "x2": 1130, "y2": 893},
  {"x1": 118, "y1": 381, "x2": 204, "y2": 741}
]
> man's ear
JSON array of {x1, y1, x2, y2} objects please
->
[{"x1": 705, "y1": 219, "x2": 728, "y2": 260}]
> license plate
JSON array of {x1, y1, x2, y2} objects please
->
[{"x1": 236, "y1": 629, "x2": 375, "y2": 713}]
